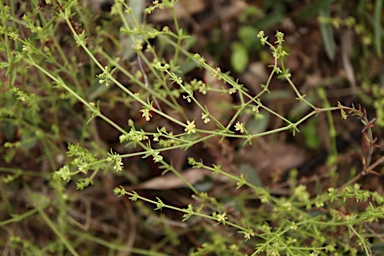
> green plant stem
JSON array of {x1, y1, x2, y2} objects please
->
[
  {"x1": 69, "y1": 229, "x2": 168, "y2": 256},
  {"x1": 37, "y1": 208, "x2": 79, "y2": 256},
  {"x1": 0, "y1": 208, "x2": 39, "y2": 227},
  {"x1": 125, "y1": 191, "x2": 251, "y2": 233}
]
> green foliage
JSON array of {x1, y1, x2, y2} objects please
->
[
  {"x1": 230, "y1": 42, "x2": 248, "y2": 73},
  {"x1": 0, "y1": 1, "x2": 383, "y2": 255},
  {"x1": 319, "y1": 8, "x2": 336, "y2": 60},
  {"x1": 301, "y1": 118, "x2": 321, "y2": 149}
]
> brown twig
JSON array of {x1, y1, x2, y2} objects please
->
[{"x1": 337, "y1": 106, "x2": 381, "y2": 191}]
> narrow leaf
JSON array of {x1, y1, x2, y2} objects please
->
[
  {"x1": 319, "y1": 8, "x2": 336, "y2": 61},
  {"x1": 374, "y1": 0, "x2": 383, "y2": 57}
]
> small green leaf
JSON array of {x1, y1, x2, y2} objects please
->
[
  {"x1": 87, "y1": 80, "x2": 110, "y2": 100},
  {"x1": 295, "y1": 0, "x2": 334, "y2": 23},
  {"x1": 302, "y1": 118, "x2": 321, "y2": 149},
  {"x1": 238, "y1": 26, "x2": 259, "y2": 50},
  {"x1": 0, "y1": 62, "x2": 9, "y2": 69},
  {"x1": 231, "y1": 42, "x2": 248, "y2": 73}
]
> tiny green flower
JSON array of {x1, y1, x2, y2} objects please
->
[
  {"x1": 155, "y1": 197, "x2": 165, "y2": 210},
  {"x1": 257, "y1": 31, "x2": 268, "y2": 45},
  {"x1": 55, "y1": 166, "x2": 71, "y2": 182},
  {"x1": 107, "y1": 151, "x2": 123, "y2": 172},
  {"x1": 260, "y1": 194, "x2": 269, "y2": 203},
  {"x1": 282, "y1": 201, "x2": 292, "y2": 211},
  {"x1": 289, "y1": 221, "x2": 298, "y2": 230},
  {"x1": 154, "y1": 62, "x2": 169, "y2": 71},
  {"x1": 182, "y1": 95, "x2": 192, "y2": 103},
  {"x1": 275, "y1": 31, "x2": 285, "y2": 44},
  {"x1": 325, "y1": 244, "x2": 336, "y2": 253},
  {"x1": 315, "y1": 198, "x2": 324, "y2": 208},
  {"x1": 152, "y1": 151, "x2": 163, "y2": 163},
  {"x1": 228, "y1": 88, "x2": 236, "y2": 94},
  {"x1": 212, "y1": 164, "x2": 222, "y2": 174},
  {"x1": 125, "y1": 6, "x2": 132, "y2": 14},
  {"x1": 22, "y1": 45, "x2": 31, "y2": 53},
  {"x1": 76, "y1": 178, "x2": 93, "y2": 190},
  {"x1": 201, "y1": 113, "x2": 210, "y2": 123},
  {"x1": 240, "y1": 228, "x2": 254, "y2": 241},
  {"x1": 75, "y1": 30, "x2": 87, "y2": 47},
  {"x1": 236, "y1": 174, "x2": 247, "y2": 189},
  {"x1": 261, "y1": 223, "x2": 271, "y2": 233},
  {"x1": 188, "y1": 157, "x2": 197, "y2": 165},
  {"x1": 185, "y1": 120, "x2": 196, "y2": 134},
  {"x1": 140, "y1": 108, "x2": 152, "y2": 121},
  {"x1": 213, "y1": 212, "x2": 228, "y2": 224},
  {"x1": 257, "y1": 31, "x2": 265, "y2": 38},
  {"x1": 113, "y1": 186, "x2": 126, "y2": 197},
  {"x1": 129, "y1": 191, "x2": 139, "y2": 201},
  {"x1": 182, "y1": 204, "x2": 194, "y2": 221},
  {"x1": 294, "y1": 185, "x2": 310, "y2": 202},
  {"x1": 234, "y1": 121, "x2": 245, "y2": 133},
  {"x1": 162, "y1": 26, "x2": 169, "y2": 32},
  {"x1": 193, "y1": 53, "x2": 205, "y2": 64},
  {"x1": 133, "y1": 39, "x2": 143, "y2": 51}
]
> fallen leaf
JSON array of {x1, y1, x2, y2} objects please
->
[
  {"x1": 132, "y1": 168, "x2": 228, "y2": 190},
  {"x1": 238, "y1": 141, "x2": 306, "y2": 185},
  {"x1": 340, "y1": 29, "x2": 356, "y2": 90},
  {"x1": 149, "y1": 0, "x2": 206, "y2": 22},
  {"x1": 240, "y1": 62, "x2": 268, "y2": 94}
]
